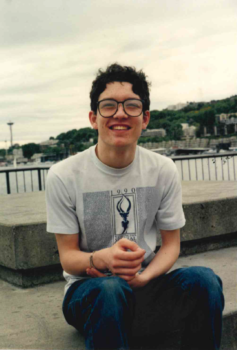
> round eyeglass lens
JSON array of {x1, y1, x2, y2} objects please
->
[
  {"x1": 124, "y1": 99, "x2": 143, "y2": 116},
  {"x1": 99, "y1": 100, "x2": 117, "y2": 117}
]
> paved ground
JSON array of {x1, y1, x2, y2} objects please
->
[
  {"x1": 0, "y1": 181, "x2": 236, "y2": 349},
  {"x1": 0, "y1": 181, "x2": 237, "y2": 226},
  {"x1": 181, "y1": 181, "x2": 237, "y2": 204},
  {"x1": 0, "y1": 246, "x2": 236, "y2": 350}
]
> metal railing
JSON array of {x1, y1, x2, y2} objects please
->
[
  {"x1": 0, "y1": 166, "x2": 50, "y2": 195},
  {"x1": 171, "y1": 152, "x2": 237, "y2": 181},
  {"x1": 0, "y1": 152, "x2": 237, "y2": 195}
]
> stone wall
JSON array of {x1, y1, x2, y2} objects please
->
[{"x1": 139, "y1": 136, "x2": 237, "y2": 150}]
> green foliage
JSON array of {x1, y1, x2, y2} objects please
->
[
  {"x1": 22, "y1": 143, "x2": 41, "y2": 159},
  {"x1": 72, "y1": 128, "x2": 97, "y2": 143},
  {"x1": 138, "y1": 136, "x2": 165, "y2": 144},
  {"x1": 57, "y1": 129, "x2": 77, "y2": 141},
  {"x1": 0, "y1": 149, "x2": 6, "y2": 158},
  {"x1": 43, "y1": 146, "x2": 62, "y2": 155},
  {"x1": 149, "y1": 95, "x2": 237, "y2": 139},
  {"x1": 74, "y1": 143, "x2": 89, "y2": 152},
  {"x1": 56, "y1": 128, "x2": 97, "y2": 143}
]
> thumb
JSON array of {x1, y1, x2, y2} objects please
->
[{"x1": 118, "y1": 238, "x2": 145, "y2": 253}]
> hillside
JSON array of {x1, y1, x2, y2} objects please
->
[{"x1": 149, "y1": 94, "x2": 237, "y2": 139}]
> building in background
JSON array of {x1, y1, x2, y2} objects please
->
[
  {"x1": 39, "y1": 139, "x2": 59, "y2": 151},
  {"x1": 181, "y1": 123, "x2": 197, "y2": 137},
  {"x1": 141, "y1": 129, "x2": 166, "y2": 138}
]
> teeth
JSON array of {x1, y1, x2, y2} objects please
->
[{"x1": 112, "y1": 126, "x2": 128, "y2": 130}]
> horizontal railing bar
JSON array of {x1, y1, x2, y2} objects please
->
[
  {"x1": 1, "y1": 152, "x2": 237, "y2": 195},
  {"x1": 0, "y1": 167, "x2": 50, "y2": 174},
  {"x1": 171, "y1": 151, "x2": 237, "y2": 161}
]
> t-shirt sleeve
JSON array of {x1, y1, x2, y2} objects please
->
[
  {"x1": 46, "y1": 168, "x2": 79, "y2": 234},
  {"x1": 156, "y1": 161, "x2": 186, "y2": 231}
]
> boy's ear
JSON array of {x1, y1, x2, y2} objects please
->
[
  {"x1": 142, "y1": 111, "x2": 150, "y2": 130},
  {"x1": 89, "y1": 111, "x2": 98, "y2": 130}
]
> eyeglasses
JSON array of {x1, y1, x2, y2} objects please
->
[{"x1": 97, "y1": 98, "x2": 144, "y2": 118}]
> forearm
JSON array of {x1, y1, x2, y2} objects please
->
[
  {"x1": 60, "y1": 248, "x2": 109, "y2": 276},
  {"x1": 141, "y1": 242, "x2": 180, "y2": 282},
  {"x1": 59, "y1": 237, "x2": 145, "y2": 278}
]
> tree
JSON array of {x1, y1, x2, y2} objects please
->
[
  {"x1": 72, "y1": 128, "x2": 97, "y2": 143},
  {"x1": 0, "y1": 149, "x2": 6, "y2": 158},
  {"x1": 168, "y1": 123, "x2": 183, "y2": 140},
  {"x1": 43, "y1": 146, "x2": 62, "y2": 156},
  {"x1": 56, "y1": 129, "x2": 78, "y2": 141},
  {"x1": 22, "y1": 143, "x2": 41, "y2": 159}
]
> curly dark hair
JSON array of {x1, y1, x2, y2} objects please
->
[{"x1": 90, "y1": 63, "x2": 151, "y2": 113}]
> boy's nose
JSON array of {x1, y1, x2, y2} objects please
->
[{"x1": 113, "y1": 103, "x2": 128, "y2": 119}]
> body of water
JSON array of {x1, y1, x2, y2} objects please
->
[
  {"x1": 0, "y1": 165, "x2": 50, "y2": 195},
  {"x1": 0, "y1": 154, "x2": 237, "y2": 195}
]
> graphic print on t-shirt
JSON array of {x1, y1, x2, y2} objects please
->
[
  {"x1": 111, "y1": 188, "x2": 138, "y2": 243},
  {"x1": 83, "y1": 187, "x2": 158, "y2": 254},
  {"x1": 83, "y1": 188, "x2": 139, "y2": 251}
]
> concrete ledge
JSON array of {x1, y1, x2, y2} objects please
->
[
  {"x1": 0, "y1": 181, "x2": 237, "y2": 287},
  {"x1": 221, "y1": 311, "x2": 237, "y2": 350},
  {"x1": 0, "y1": 223, "x2": 59, "y2": 270},
  {"x1": 180, "y1": 231, "x2": 237, "y2": 256},
  {"x1": 0, "y1": 264, "x2": 63, "y2": 288},
  {"x1": 182, "y1": 197, "x2": 237, "y2": 241},
  {"x1": 157, "y1": 196, "x2": 237, "y2": 249}
]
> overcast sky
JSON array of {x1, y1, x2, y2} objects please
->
[{"x1": 0, "y1": 0, "x2": 237, "y2": 149}]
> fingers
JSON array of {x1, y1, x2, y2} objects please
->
[
  {"x1": 111, "y1": 256, "x2": 144, "y2": 269},
  {"x1": 106, "y1": 239, "x2": 146, "y2": 276},
  {"x1": 117, "y1": 272, "x2": 139, "y2": 282},
  {"x1": 116, "y1": 274, "x2": 137, "y2": 282},
  {"x1": 117, "y1": 238, "x2": 141, "y2": 251},
  {"x1": 86, "y1": 268, "x2": 105, "y2": 278},
  {"x1": 112, "y1": 264, "x2": 142, "y2": 276},
  {"x1": 115, "y1": 248, "x2": 146, "y2": 262}
]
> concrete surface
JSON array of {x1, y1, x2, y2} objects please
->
[
  {"x1": 0, "y1": 223, "x2": 59, "y2": 270},
  {"x1": 0, "y1": 191, "x2": 46, "y2": 226},
  {"x1": 0, "y1": 246, "x2": 236, "y2": 350},
  {"x1": 1, "y1": 181, "x2": 237, "y2": 226},
  {"x1": 181, "y1": 197, "x2": 237, "y2": 241},
  {"x1": 0, "y1": 181, "x2": 237, "y2": 287},
  {"x1": 181, "y1": 181, "x2": 237, "y2": 204}
]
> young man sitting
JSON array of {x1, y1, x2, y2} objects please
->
[{"x1": 46, "y1": 63, "x2": 224, "y2": 350}]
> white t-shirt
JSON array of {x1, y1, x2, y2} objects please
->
[{"x1": 46, "y1": 145, "x2": 185, "y2": 293}]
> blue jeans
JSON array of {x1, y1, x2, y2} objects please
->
[{"x1": 62, "y1": 267, "x2": 224, "y2": 350}]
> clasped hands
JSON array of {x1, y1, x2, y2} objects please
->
[{"x1": 86, "y1": 238, "x2": 148, "y2": 288}]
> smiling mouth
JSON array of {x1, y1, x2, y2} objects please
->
[{"x1": 109, "y1": 126, "x2": 131, "y2": 130}]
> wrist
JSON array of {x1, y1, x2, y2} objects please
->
[
  {"x1": 139, "y1": 270, "x2": 152, "y2": 284},
  {"x1": 91, "y1": 249, "x2": 108, "y2": 271}
]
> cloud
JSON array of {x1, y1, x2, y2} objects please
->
[{"x1": 0, "y1": 0, "x2": 237, "y2": 149}]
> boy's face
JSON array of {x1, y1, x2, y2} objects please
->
[{"x1": 89, "y1": 82, "x2": 150, "y2": 150}]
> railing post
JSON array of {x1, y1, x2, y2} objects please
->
[
  {"x1": 38, "y1": 169, "x2": 42, "y2": 191},
  {"x1": 6, "y1": 172, "x2": 10, "y2": 194}
]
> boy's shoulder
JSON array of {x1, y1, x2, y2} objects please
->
[
  {"x1": 138, "y1": 146, "x2": 175, "y2": 168},
  {"x1": 49, "y1": 146, "x2": 93, "y2": 177}
]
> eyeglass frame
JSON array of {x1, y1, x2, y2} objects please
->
[{"x1": 96, "y1": 98, "x2": 145, "y2": 118}]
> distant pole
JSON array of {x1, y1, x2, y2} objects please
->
[
  {"x1": 5, "y1": 140, "x2": 8, "y2": 156},
  {"x1": 7, "y1": 122, "x2": 14, "y2": 147}
]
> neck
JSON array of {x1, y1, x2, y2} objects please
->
[{"x1": 96, "y1": 143, "x2": 137, "y2": 169}]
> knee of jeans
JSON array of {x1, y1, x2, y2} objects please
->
[
  {"x1": 99, "y1": 276, "x2": 133, "y2": 298},
  {"x1": 181, "y1": 266, "x2": 223, "y2": 297}
]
